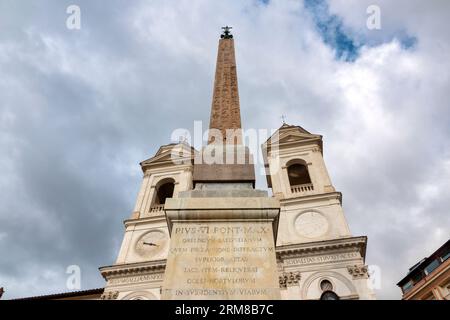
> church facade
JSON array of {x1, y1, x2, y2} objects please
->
[
  {"x1": 16, "y1": 28, "x2": 375, "y2": 301},
  {"x1": 97, "y1": 28, "x2": 376, "y2": 300}
]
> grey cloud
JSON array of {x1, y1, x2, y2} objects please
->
[{"x1": 1, "y1": 0, "x2": 449, "y2": 300}]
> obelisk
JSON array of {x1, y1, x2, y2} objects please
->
[{"x1": 161, "y1": 27, "x2": 281, "y2": 300}]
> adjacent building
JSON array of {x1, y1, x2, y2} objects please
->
[{"x1": 397, "y1": 240, "x2": 450, "y2": 300}]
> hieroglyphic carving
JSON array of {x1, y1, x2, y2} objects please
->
[{"x1": 208, "y1": 38, "x2": 242, "y2": 145}]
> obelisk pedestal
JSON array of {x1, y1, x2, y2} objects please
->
[{"x1": 161, "y1": 186, "x2": 280, "y2": 300}]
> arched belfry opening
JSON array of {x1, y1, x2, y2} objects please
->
[
  {"x1": 287, "y1": 160, "x2": 311, "y2": 186},
  {"x1": 153, "y1": 178, "x2": 175, "y2": 206}
]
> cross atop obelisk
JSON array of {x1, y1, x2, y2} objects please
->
[
  {"x1": 221, "y1": 26, "x2": 233, "y2": 39},
  {"x1": 208, "y1": 26, "x2": 242, "y2": 145}
]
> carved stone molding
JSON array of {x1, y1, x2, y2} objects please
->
[
  {"x1": 100, "y1": 291, "x2": 119, "y2": 300},
  {"x1": 279, "y1": 271, "x2": 301, "y2": 289},
  {"x1": 279, "y1": 191, "x2": 343, "y2": 208},
  {"x1": 276, "y1": 236, "x2": 367, "y2": 261},
  {"x1": 274, "y1": 192, "x2": 284, "y2": 200},
  {"x1": 99, "y1": 260, "x2": 167, "y2": 281},
  {"x1": 144, "y1": 171, "x2": 152, "y2": 177},
  {"x1": 130, "y1": 211, "x2": 140, "y2": 219},
  {"x1": 347, "y1": 265, "x2": 369, "y2": 279}
]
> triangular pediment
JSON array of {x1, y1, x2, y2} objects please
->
[
  {"x1": 140, "y1": 143, "x2": 197, "y2": 169},
  {"x1": 278, "y1": 132, "x2": 319, "y2": 143},
  {"x1": 155, "y1": 144, "x2": 176, "y2": 156},
  {"x1": 263, "y1": 124, "x2": 322, "y2": 148},
  {"x1": 141, "y1": 150, "x2": 172, "y2": 164}
]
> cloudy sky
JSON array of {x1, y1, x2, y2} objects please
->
[{"x1": 1, "y1": 0, "x2": 449, "y2": 300}]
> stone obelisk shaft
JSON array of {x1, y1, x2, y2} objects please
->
[
  {"x1": 208, "y1": 38, "x2": 242, "y2": 145},
  {"x1": 193, "y1": 34, "x2": 254, "y2": 184}
]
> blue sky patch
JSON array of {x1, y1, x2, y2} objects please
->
[
  {"x1": 303, "y1": 0, "x2": 417, "y2": 62},
  {"x1": 304, "y1": 0, "x2": 360, "y2": 62}
]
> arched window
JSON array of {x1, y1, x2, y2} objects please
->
[
  {"x1": 320, "y1": 280, "x2": 333, "y2": 291},
  {"x1": 319, "y1": 279, "x2": 339, "y2": 300},
  {"x1": 287, "y1": 160, "x2": 311, "y2": 186},
  {"x1": 154, "y1": 179, "x2": 175, "y2": 205},
  {"x1": 150, "y1": 178, "x2": 175, "y2": 213}
]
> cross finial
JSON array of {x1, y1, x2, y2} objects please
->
[
  {"x1": 281, "y1": 114, "x2": 287, "y2": 124},
  {"x1": 221, "y1": 26, "x2": 233, "y2": 39}
]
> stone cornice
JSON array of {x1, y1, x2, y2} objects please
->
[
  {"x1": 142, "y1": 160, "x2": 193, "y2": 175},
  {"x1": 164, "y1": 197, "x2": 280, "y2": 239},
  {"x1": 277, "y1": 137, "x2": 322, "y2": 150},
  {"x1": 123, "y1": 214, "x2": 167, "y2": 227},
  {"x1": 263, "y1": 137, "x2": 323, "y2": 156},
  {"x1": 280, "y1": 191, "x2": 342, "y2": 206},
  {"x1": 99, "y1": 259, "x2": 166, "y2": 280},
  {"x1": 276, "y1": 236, "x2": 367, "y2": 261}
]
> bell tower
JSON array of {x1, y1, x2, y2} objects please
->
[
  {"x1": 99, "y1": 142, "x2": 196, "y2": 300},
  {"x1": 263, "y1": 123, "x2": 351, "y2": 245},
  {"x1": 263, "y1": 123, "x2": 376, "y2": 300}
]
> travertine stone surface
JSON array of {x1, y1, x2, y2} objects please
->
[
  {"x1": 162, "y1": 195, "x2": 280, "y2": 300},
  {"x1": 193, "y1": 145, "x2": 256, "y2": 184},
  {"x1": 192, "y1": 163, "x2": 255, "y2": 184},
  {"x1": 161, "y1": 221, "x2": 280, "y2": 300},
  {"x1": 164, "y1": 196, "x2": 280, "y2": 236},
  {"x1": 179, "y1": 183, "x2": 267, "y2": 198}
]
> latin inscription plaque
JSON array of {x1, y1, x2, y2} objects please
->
[{"x1": 161, "y1": 221, "x2": 280, "y2": 300}]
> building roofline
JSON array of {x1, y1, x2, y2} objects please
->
[
  {"x1": 397, "y1": 239, "x2": 450, "y2": 286},
  {"x1": 11, "y1": 288, "x2": 104, "y2": 300}
]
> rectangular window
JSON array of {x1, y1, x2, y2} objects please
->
[
  {"x1": 411, "y1": 272, "x2": 423, "y2": 283},
  {"x1": 442, "y1": 252, "x2": 450, "y2": 262},
  {"x1": 402, "y1": 281, "x2": 414, "y2": 293},
  {"x1": 424, "y1": 259, "x2": 440, "y2": 275}
]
